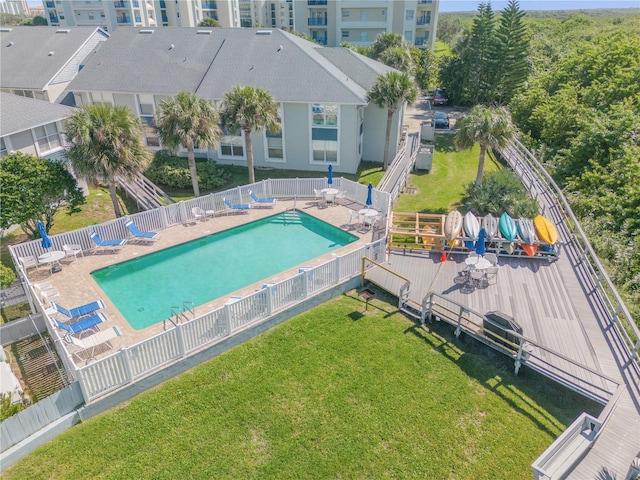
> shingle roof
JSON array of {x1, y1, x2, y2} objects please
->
[
  {"x1": 316, "y1": 48, "x2": 396, "y2": 92},
  {"x1": 0, "y1": 26, "x2": 108, "y2": 90},
  {"x1": 69, "y1": 28, "x2": 388, "y2": 104},
  {"x1": 0, "y1": 92, "x2": 74, "y2": 136}
]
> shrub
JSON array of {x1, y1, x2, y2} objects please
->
[
  {"x1": 1, "y1": 392, "x2": 25, "y2": 421},
  {"x1": 145, "y1": 151, "x2": 230, "y2": 191},
  {"x1": 462, "y1": 170, "x2": 538, "y2": 218},
  {"x1": 0, "y1": 264, "x2": 15, "y2": 289}
]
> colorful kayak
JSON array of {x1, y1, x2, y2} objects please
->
[
  {"x1": 534, "y1": 215, "x2": 558, "y2": 245},
  {"x1": 499, "y1": 212, "x2": 517, "y2": 241},
  {"x1": 482, "y1": 214, "x2": 499, "y2": 240},
  {"x1": 521, "y1": 243, "x2": 538, "y2": 257},
  {"x1": 443, "y1": 210, "x2": 463, "y2": 241},
  {"x1": 517, "y1": 218, "x2": 537, "y2": 245},
  {"x1": 463, "y1": 211, "x2": 480, "y2": 241},
  {"x1": 504, "y1": 242, "x2": 515, "y2": 254}
]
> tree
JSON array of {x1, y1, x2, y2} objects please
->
[
  {"x1": 370, "y1": 32, "x2": 405, "y2": 59},
  {"x1": 66, "y1": 104, "x2": 152, "y2": 218},
  {"x1": 378, "y1": 46, "x2": 414, "y2": 73},
  {"x1": 32, "y1": 15, "x2": 48, "y2": 26},
  {"x1": 0, "y1": 152, "x2": 84, "y2": 237},
  {"x1": 220, "y1": 86, "x2": 280, "y2": 185},
  {"x1": 465, "y1": 3, "x2": 498, "y2": 105},
  {"x1": 155, "y1": 91, "x2": 221, "y2": 197},
  {"x1": 198, "y1": 17, "x2": 217, "y2": 27},
  {"x1": 367, "y1": 71, "x2": 419, "y2": 170},
  {"x1": 492, "y1": 0, "x2": 529, "y2": 104},
  {"x1": 455, "y1": 105, "x2": 516, "y2": 186},
  {"x1": 0, "y1": 265, "x2": 16, "y2": 289}
]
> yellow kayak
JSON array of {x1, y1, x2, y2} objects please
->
[{"x1": 534, "y1": 215, "x2": 558, "y2": 245}]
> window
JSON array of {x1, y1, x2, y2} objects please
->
[
  {"x1": 88, "y1": 13, "x2": 94, "y2": 19},
  {"x1": 405, "y1": 31, "x2": 412, "y2": 42},
  {"x1": 342, "y1": 9, "x2": 349, "y2": 18},
  {"x1": 360, "y1": 10, "x2": 368, "y2": 21},
  {"x1": 34, "y1": 122, "x2": 61, "y2": 153},
  {"x1": 14, "y1": 89, "x2": 34, "y2": 98},
  {"x1": 342, "y1": 30, "x2": 349, "y2": 38},
  {"x1": 406, "y1": 9, "x2": 414, "y2": 20},
  {"x1": 360, "y1": 31, "x2": 368, "y2": 42},
  {"x1": 265, "y1": 106, "x2": 284, "y2": 162},
  {"x1": 219, "y1": 127, "x2": 244, "y2": 157},
  {"x1": 310, "y1": 104, "x2": 338, "y2": 164},
  {"x1": 91, "y1": 92, "x2": 113, "y2": 104},
  {"x1": 138, "y1": 94, "x2": 155, "y2": 116},
  {"x1": 0, "y1": 138, "x2": 7, "y2": 158}
]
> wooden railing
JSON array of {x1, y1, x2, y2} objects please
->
[
  {"x1": 501, "y1": 140, "x2": 639, "y2": 363},
  {"x1": 424, "y1": 292, "x2": 619, "y2": 405}
]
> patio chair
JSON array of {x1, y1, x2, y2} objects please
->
[
  {"x1": 485, "y1": 266, "x2": 499, "y2": 285},
  {"x1": 55, "y1": 312, "x2": 108, "y2": 337},
  {"x1": 53, "y1": 299, "x2": 105, "y2": 320},
  {"x1": 63, "y1": 244, "x2": 84, "y2": 261},
  {"x1": 223, "y1": 197, "x2": 251, "y2": 213},
  {"x1": 89, "y1": 232, "x2": 126, "y2": 254},
  {"x1": 125, "y1": 219, "x2": 160, "y2": 240},
  {"x1": 19, "y1": 255, "x2": 39, "y2": 272},
  {"x1": 249, "y1": 190, "x2": 277, "y2": 208},
  {"x1": 313, "y1": 189, "x2": 326, "y2": 207},
  {"x1": 484, "y1": 253, "x2": 498, "y2": 266},
  {"x1": 348, "y1": 209, "x2": 361, "y2": 227},
  {"x1": 470, "y1": 270, "x2": 487, "y2": 288},
  {"x1": 66, "y1": 326, "x2": 121, "y2": 364},
  {"x1": 191, "y1": 206, "x2": 214, "y2": 221}
]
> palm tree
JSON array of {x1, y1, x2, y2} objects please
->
[
  {"x1": 155, "y1": 91, "x2": 221, "y2": 197},
  {"x1": 367, "y1": 71, "x2": 418, "y2": 170},
  {"x1": 220, "y1": 86, "x2": 280, "y2": 184},
  {"x1": 66, "y1": 104, "x2": 152, "y2": 218},
  {"x1": 455, "y1": 105, "x2": 516, "y2": 186}
]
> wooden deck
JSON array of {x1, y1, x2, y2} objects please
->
[{"x1": 367, "y1": 141, "x2": 640, "y2": 478}]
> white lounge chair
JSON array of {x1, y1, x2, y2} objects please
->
[
  {"x1": 66, "y1": 326, "x2": 121, "y2": 363},
  {"x1": 19, "y1": 255, "x2": 39, "y2": 272},
  {"x1": 313, "y1": 189, "x2": 326, "y2": 207},
  {"x1": 192, "y1": 206, "x2": 214, "y2": 221},
  {"x1": 63, "y1": 244, "x2": 84, "y2": 261}
]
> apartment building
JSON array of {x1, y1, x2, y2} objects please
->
[
  {"x1": 42, "y1": 1, "x2": 436, "y2": 46},
  {"x1": 0, "y1": 0, "x2": 30, "y2": 16},
  {"x1": 66, "y1": 27, "x2": 402, "y2": 174},
  {"x1": 293, "y1": 0, "x2": 438, "y2": 48}
]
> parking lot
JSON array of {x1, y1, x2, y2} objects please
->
[{"x1": 404, "y1": 97, "x2": 468, "y2": 134}]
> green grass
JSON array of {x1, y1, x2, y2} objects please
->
[
  {"x1": 394, "y1": 135, "x2": 502, "y2": 214},
  {"x1": 0, "y1": 303, "x2": 31, "y2": 324},
  {"x1": 3, "y1": 293, "x2": 599, "y2": 479}
]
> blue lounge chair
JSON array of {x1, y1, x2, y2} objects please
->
[
  {"x1": 249, "y1": 190, "x2": 276, "y2": 208},
  {"x1": 90, "y1": 232, "x2": 126, "y2": 253},
  {"x1": 55, "y1": 312, "x2": 108, "y2": 336},
  {"x1": 223, "y1": 197, "x2": 251, "y2": 213},
  {"x1": 53, "y1": 299, "x2": 105, "y2": 319},
  {"x1": 125, "y1": 219, "x2": 160, "y2": 240}
]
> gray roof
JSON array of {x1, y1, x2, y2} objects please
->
[
  {"x1": 0, "y1": 26, "x2": 109, "y2": 90},
  {"x1": 0, "y1": 92, "x2": 74, "y2": 136},
  {"x1": 69, "y1": 28, "x2": 389, "y2": 104},
  {"x1": 317, "y1": 48, "x2": 396, "y2": 92}
]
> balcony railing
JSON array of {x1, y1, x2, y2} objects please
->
[
  {"x1": 308, "y1": 17, "x2": 327, "y2": 26},
  {"x1": 415, "y1": 37, "x2": 428, "y2": 46},
  {"x1": 114, "y1": 1, "x2": 127, "y2": 8},
  {"x1": 117, "y1": 15, "x2": 132, "y2": 23},
  {"x1": 312, "y1": 35, "x2": 327, "y2": 45},
  {"x1": 159, "y1": 0, "x2": 166, "y2": 7},
  {"x1": 202, "y1": 1, "x2": 217, "y2": 9},
  {"x1": 418, "y1": 0, "x2": 433, "y2": 4},
  {"x1": 307, "y1": 0, "x2": 327, "y2": 5},
  {"x1": 416, "y1": 17, "x2": 430, "y2": 25},
  {"x1": 45, "y1": 1, "x2": 55, "y2": 7}
]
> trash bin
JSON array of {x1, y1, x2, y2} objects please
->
[
  {"x1": 483, "y1": 310, "x2": 523, "y2": 349},
  {"x1": 415, "y1": 145, "x2": 434, "y2": 171},
  {"x1": 421, "y1": 120, "x2": 434, "y2": 141}
]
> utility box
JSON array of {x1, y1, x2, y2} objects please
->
[
  {"x1": 415, "y1": 145, "x2": 434, "y2": 172},
  {"x1": 421, "y1": 120, "x2": 435, "y2": 141}
]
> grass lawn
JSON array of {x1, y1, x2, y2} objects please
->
[
  {"x1": 394, "y1": 135, "x2": 502, "y2": 214},
  {"x1": 4, "y1": 293, "x2": 599, "y2": 479}
]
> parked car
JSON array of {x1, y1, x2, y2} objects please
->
[
  {"x1": 433, "y1": 111, "x2": 450, "y2": 129},
  {"x1": 433, "y1": 88, "x2": 449, "y2": 106}
]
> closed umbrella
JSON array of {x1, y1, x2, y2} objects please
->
[
  {"x1": 365, "y1": 183, "x2": 373, "y2": 208},
  {"x1": 475, "y1": 227, "x2": 486, "y2": 256},
  {"x1": 327, "y1": 164, "x2": 333, "y2": 185},
  {"x1": 38, "y1": 220, "x2": 52, "y2": 250}
]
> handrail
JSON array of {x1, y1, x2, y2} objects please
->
[{"x1": 502, "y1": 139, "x2": 639, "y2": 362}]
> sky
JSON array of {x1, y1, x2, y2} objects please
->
[{"x1": 439, "y1": 0, "x2": 640, "y2": 11}]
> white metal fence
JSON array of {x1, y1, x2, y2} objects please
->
[{"x1": 8, "y1": 178, "x2": 390, "y2": 404}]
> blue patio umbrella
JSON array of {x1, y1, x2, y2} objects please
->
[
  {"x1": 327, "y1": 164, "x2": 333, "y2": 185},
  {"x1": 38, "y1": 220, "x2": 52, "y2": 250},
  {"x1": 475, "y1": 227, "x2": 486, "y2": 256},
  {"x1": 365, "y1": 183, "x2": 373, "y2": 208}
]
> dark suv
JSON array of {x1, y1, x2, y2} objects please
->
[{"x1": 433, "y1": 88, "x2": 449, "y2": 106}]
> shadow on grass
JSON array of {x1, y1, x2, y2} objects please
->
[
  {"x1": 434, "y1": 135, "x2": 457, "y2": 153},
  {"x1": 402, "y1": 318, "x2": 602, "y2": 438}
]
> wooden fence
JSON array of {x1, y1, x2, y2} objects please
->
[{"x1": 0, "y1": 382, "x2": 83, "y2": 452}]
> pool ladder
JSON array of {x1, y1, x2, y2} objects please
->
[{"x1": 164, "y1": 301, "x2": 195, "y2": 330}]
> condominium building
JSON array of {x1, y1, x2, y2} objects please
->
[
  {"x1": 41, "y1": 1, "x2": 435, "y2": 46},
  {"x1": 293, "y1": 0, "x2": 439, "y2": 49},
  {"x1": 0, "y1": 0, "x2": 30, "y2": 16}
]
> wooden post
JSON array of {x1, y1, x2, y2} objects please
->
[{"x1": 455, "y1": 305, "x2": 464, "y2": 337}]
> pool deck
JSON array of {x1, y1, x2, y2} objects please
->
[{"x1": 28, "y1": 199, "x2": 378, "y2": 355}]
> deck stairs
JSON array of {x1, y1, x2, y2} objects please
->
[{"x1": 116, "y1": 173, "x2": 175, "y2": 211}]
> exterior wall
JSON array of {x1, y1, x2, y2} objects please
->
[
  {"x1": 6, "y1": 130, "x2": 37, "y2": 155},
  {"x1": 45, "y1": 82, "x2": 69, "y2": 103},
  {"x1": 361, "y1": 102, "x2": 401, "y2": 165},
  {"x1": 113, "y1": 93, "x2": 137, "y2": 111},
  {"x1": 336, "y1": 104, "x2": 358, "y2": 173}
]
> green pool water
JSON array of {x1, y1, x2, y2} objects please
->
[{"x1": 91, "y1": 211, "x2": 358, "y2": 330}]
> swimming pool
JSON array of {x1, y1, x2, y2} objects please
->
[{"x1": 91, "y1": 211, "x2": 358, "y2": 330}]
